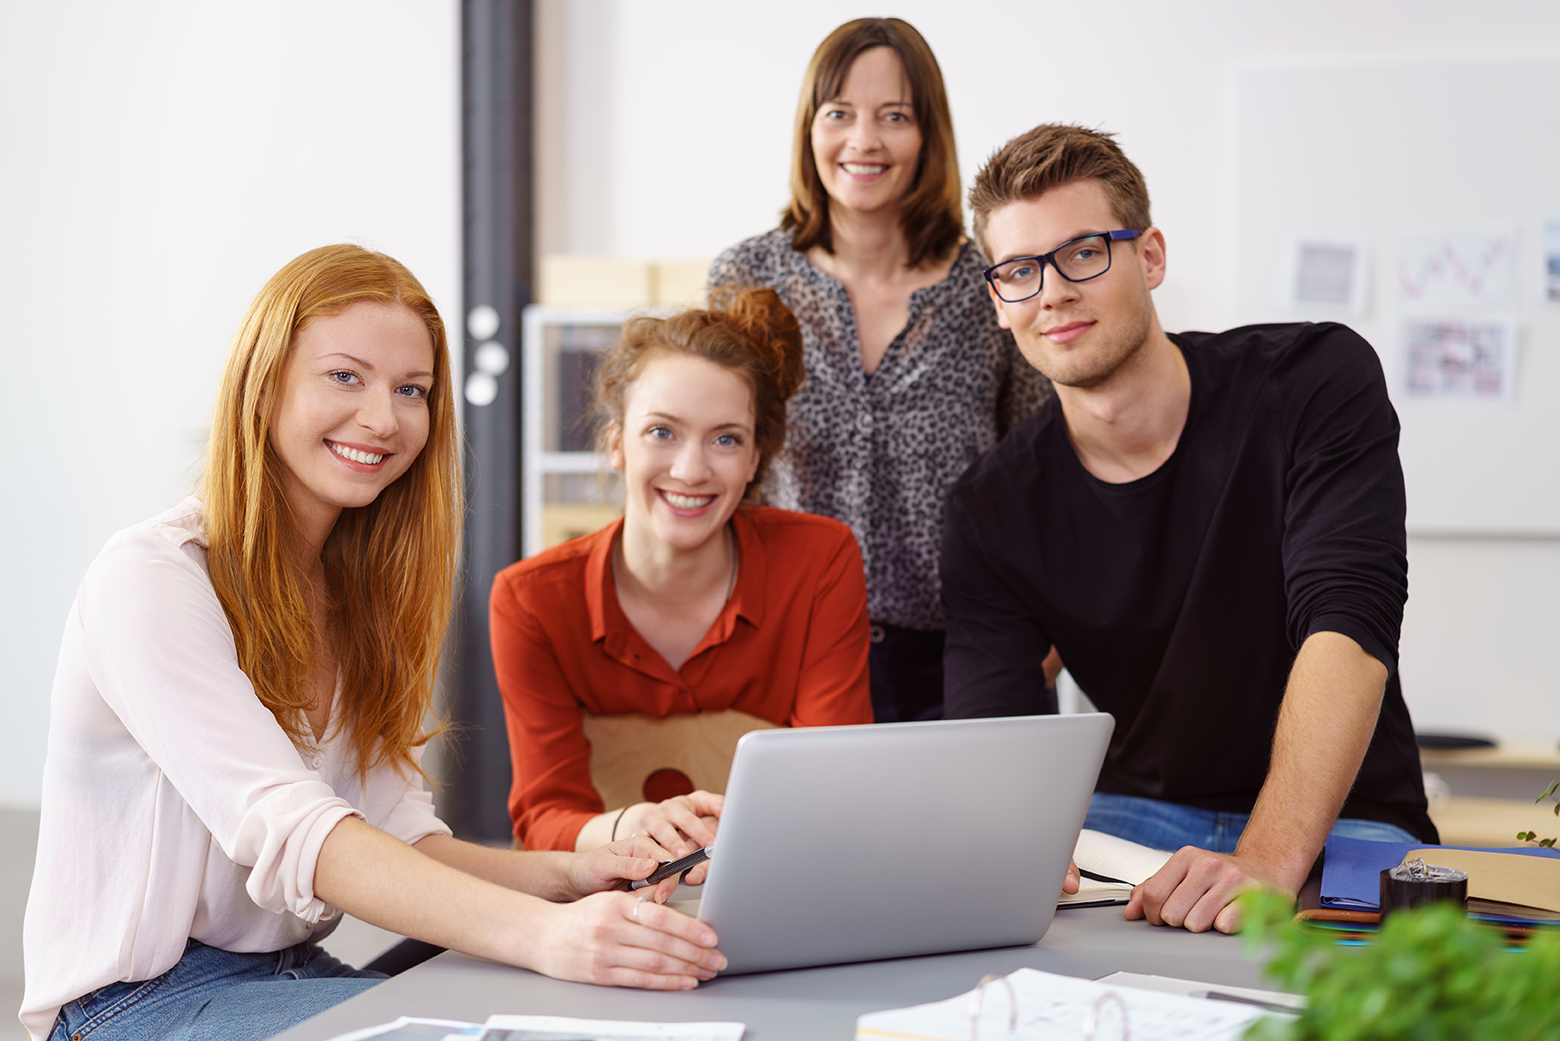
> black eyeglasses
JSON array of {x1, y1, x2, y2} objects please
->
[{"x1": 982, "y1": 230, "x2": 1142, "y2": 303}]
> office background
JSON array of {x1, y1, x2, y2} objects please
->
[{"x1": 4, "y1": 0, "x2": 1560, "y2": 819}]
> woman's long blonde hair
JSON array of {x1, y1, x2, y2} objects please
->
[{"x1": 203, "y1": 244, "x2": 461, "y2": 781}]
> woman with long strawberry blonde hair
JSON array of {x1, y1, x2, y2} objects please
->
[{"x1": 21, "y1": 244, "x2": 722, "y2": 1041}]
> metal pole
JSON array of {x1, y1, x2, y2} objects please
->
[{"x1": 444, "y1": 0, "x2": 533, "y2": 843}]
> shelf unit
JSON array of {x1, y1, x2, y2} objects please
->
[{"x1": 521, "y1": 305, "x2": 672, "y2": 558}]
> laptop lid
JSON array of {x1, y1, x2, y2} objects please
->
[{"x1": 695, "y1": 713, "x2": 1113, "y2": 975}]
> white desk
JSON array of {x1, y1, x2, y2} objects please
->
[{"x1": 271, "y1": 906, "x2": 1276, "y2": 1041}]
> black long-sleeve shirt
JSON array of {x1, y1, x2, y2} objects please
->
[{"x1": 942, "y1": 323, "x2": 1436, "y2": 842}]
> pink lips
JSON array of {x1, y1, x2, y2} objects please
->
[
  {"x1": 1044, "y1": 321, "x2": 1094, "y2": 345},
  {"x1": 657, "y1": 489, "x2": 717, "y2": 517},
  {"x1": 327, "y1": 439, "x2": 391, "y2": 473},
  {"x1": 840, "y1": 162, "x2": 889, "y2": 181}
]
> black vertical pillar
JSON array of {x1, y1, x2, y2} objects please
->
[{"x1": 446, "y1": 0, "x2": 532, "y2": 843}]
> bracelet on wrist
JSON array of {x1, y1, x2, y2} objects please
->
[{"x1": 610, "y1": 805, "x2": 631, "y2": 842}]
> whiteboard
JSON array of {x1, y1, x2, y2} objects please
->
[{"x1": 1233, "y1": 58, "x2": 1560, "y2": 535}]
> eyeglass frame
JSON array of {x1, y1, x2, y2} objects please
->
[{"x1": 982, "y1": 229, "x2": 1143, "y2": 303}]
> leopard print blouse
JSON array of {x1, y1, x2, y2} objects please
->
[{"x1": 708, "y1": 228, "x2": 1052, "y2": 629}]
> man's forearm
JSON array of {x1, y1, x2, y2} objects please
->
[{"x1": 1234, "y1": 630, "x2": 1388, "y2": 892}]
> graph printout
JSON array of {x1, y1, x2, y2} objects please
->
[
  {"x1": 1402, "y1": 318, "x2": 1517, "y2": 401},
  {"x1": 1545, "y1": 218, "x2": 1560, "y2": 301},
  {"x1": 1396, "y1": 230, "x2": 1516, "y2": 310}
]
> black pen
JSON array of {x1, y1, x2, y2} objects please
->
[
  {"x1": 1193, "y1": 990, "x2": 1303, "y2": 1016},
  {"x1": 1079, "y1": 868, "x2": 1133, "y2": 886},
  {"x1": 628, "y1": 843, "x2": 714, "y2": 891}
]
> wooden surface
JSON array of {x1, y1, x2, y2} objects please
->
[
  {"x1": 1420, "y1": 741, "x2": 1560, "y2": 770},
  {"x1": 1429, "y1": 796, "x2": 1560, "y2": 848}
]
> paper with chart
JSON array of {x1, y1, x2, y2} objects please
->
[
  {"x1": 1284, "y1": 237, "x2": 1369, "y2": 312},
  {"x1": 1402, "y1": 318, "x2": 1516, "y2": 400},
  {"x1": 324, "y1": 1015, "x2": 743, "y2": 1041},
  {"x1": 1396, "y1": 230, "x2": 1516, "y2": 311},
  {"x1": 855, "y1": 967, "x2": 1272, "y2": 1040},
  {"x1": 321, "y1": 1017, "x2": 482, "y2": 1041},
  {"x1": 1545, "y1": 219, "x2": 1560, "y2": 300},
  {"x1": 476, "y1": 1015, "x2": 743, "y2": 1040}
]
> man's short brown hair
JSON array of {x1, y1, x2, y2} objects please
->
[{"x1": 969, "y1": 124, "x2": 1152, "y2": 259}]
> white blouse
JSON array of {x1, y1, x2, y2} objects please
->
[{"x1": 20, "y1": 499, "x2": 451, "y2": 1039}]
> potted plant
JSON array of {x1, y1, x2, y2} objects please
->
[{"x1": 1239, "y1": 890, "x2": 1560, "y2": 1039}]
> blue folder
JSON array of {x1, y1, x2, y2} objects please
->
[{"x1": 1321, "y1": 835, "x2": 1560, "y2": 915}]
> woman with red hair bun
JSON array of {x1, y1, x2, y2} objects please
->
[{"x1": 491, "y1": 286, "x2": 873, "y2": 856}]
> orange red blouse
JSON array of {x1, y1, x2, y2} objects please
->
[{"x1": 490, "y1": 506, "x2": 873, "y2": 850}]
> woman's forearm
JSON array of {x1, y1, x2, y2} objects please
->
[
  {"x1": 314, "y1": 816, "x2": 556, "y2": 967},
  {"x1": 315, "y1": 817, "x2": 724, "y2": 988},
  {"x1": 414, "y1": 832, "x2": 579, "y2": 901}
]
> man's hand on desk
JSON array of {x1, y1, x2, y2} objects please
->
[
  {"x1": 1063, "y1": 859, "x2": 1081, "y2": 895},
  {"x1": 1125, "y1": 847, "x2": 1288, "y2": 934}
]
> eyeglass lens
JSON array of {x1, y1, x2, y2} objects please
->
[{"x1": 989, "y1": 235, "x2": 1114, "y2": 301}]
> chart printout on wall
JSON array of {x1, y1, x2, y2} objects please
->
[{"x1": 1234, "y1": 59, "x2": 1560, "y2": 535}]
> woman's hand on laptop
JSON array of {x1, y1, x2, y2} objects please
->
[
  {"x1": 1062, "y1": 859, "x2": 1081, "y2": 895},
  {"x1": 617, "y1": 791, "x2": 723, "y2": 883},
  {"x1": 530, "y1": 888, "x2": 726, "y2": 989}
]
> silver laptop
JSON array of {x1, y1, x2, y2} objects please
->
[{"x1": 687, "y1": 713, "x2": 1113, "y2": 975}]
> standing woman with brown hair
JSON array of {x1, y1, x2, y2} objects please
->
[
  {"x1": 22, "y1": 245, "x2": 722, "y2": 1041},
  {"x1": 709, "y1": 17, "x2": 1053, "y2": 724}
]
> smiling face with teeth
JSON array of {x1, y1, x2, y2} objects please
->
[
  {"x1": 609, "y1": 352, "x2": 760, "y2": 558},
  {"x1": 268, "y1": 300, "x2": 435, "y2": 551},
  {"x1": 810, "y1": 45, "x2": 923, "y2": 221}
]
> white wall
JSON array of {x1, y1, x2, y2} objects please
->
[
  {"x1": 4, "y1": 1, "x2": 1556, "y2": 810},
  {"x1": 536, "y1": 0, "x2": 1560, "y2": 744},
  {"x1": 0, "y1": 1, "x2": 461, "y2": 808}
]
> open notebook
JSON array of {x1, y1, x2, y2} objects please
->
[{"x1": 1060, "y1": 829, "x2": 1173, "y2": 907}]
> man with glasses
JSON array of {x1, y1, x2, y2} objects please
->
[{"x1": 942, "y1": 124, "x2": 1436, "y2": 934}]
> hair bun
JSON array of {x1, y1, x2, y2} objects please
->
[{"x1": 707, "y1": 285, "x2": 805, "y2": 402}]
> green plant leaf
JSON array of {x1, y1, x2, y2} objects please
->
[{"x1": 1238, "y1": 889, "x2": 1560, "y2": 1039}]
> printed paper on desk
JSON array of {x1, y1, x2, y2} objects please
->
[
  {"x1": 321, "y1": 1017, "x2": 481, "y2": 1041},
  {"x1": 855, "y1": 966, "x2": 1273, "y2": 1040},
  {"x1": 477, "y1": 1014, "x2": 743, "y2": 1040}
]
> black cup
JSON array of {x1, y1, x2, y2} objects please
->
[{"x1": 1379, "y1": 864, "x2": 1467, "y2": 921}]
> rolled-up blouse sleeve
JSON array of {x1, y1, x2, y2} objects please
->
[{"x1": 78, "y1": 529, "x2": 360, "y2": 922}]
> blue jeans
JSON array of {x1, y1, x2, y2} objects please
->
[
  {"x1": 1084, "y1": 792, "x2": 1417, "y2": 853},
  {"x1": 49, "y1": 939, "x2": 386, "y2": 1041}
]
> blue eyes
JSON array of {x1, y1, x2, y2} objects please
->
[
  {"x1": 329, "y1": 371, "x2": 429, "y2": 401},
  {"x1": 818, "y1": 108, "x2": 912, "y2": 124},
  {"x1": 646, "y1": 426, "x2": 743, "y2": 448}
]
